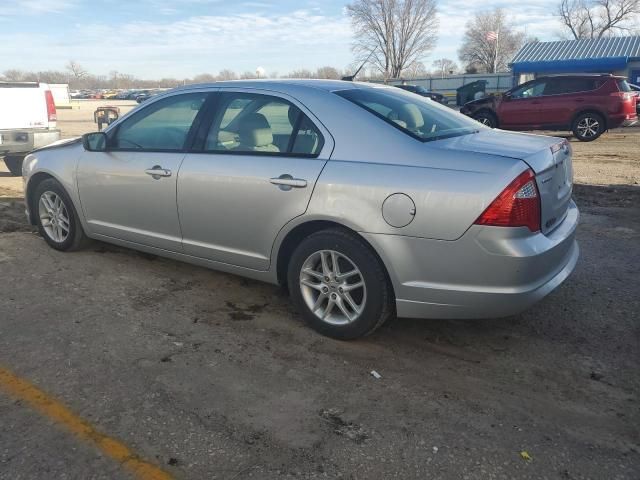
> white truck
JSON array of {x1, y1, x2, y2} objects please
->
[{"x1": 0, "y1": 81, "x2": 61, "y2": 176}]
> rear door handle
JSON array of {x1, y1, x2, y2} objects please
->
[
  {"x1": 270, "y1": 174, "x2": 307, "y2": 190},
  {"x1": 575, "y1": 98, "x2": 585, "y2": 102},
  {"x1": 145, "y1": 165, "x2": 172, "y2": 179}
]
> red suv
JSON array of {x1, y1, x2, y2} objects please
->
[{"x1": 460, "y1": 74, "x2": 638, "y2": 141}]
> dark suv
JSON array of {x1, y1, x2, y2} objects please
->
[{"x1": 460, "y1": 74, "x2": 638, "y2": 141}]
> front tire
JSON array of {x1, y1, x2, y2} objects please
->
[
  {"x1": 473, "y1": 111, "x2": 497, "y2": 128},
  {"x1": 572, "y1": 112, "x2": 605, "y2": 141},
  {"x1": 33, "y1": 178, "x2": 90, "y2": 251},
  {"x1": 287, "y1": 229, "x2": 394, "y2": 340},
  {"x1": 4, "y1": 156, "x2": 23, "y2": 176}
]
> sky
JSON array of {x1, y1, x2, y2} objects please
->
[{"x1": 0, "y1": 0, "x2": 564, "y2": 78}]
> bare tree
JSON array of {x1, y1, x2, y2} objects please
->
[
  {"x1": 315, "y1": 66, "x2": 342, "y2": 79},
  {"x1": 217, "y1": 69, "x2": 238, "y2": 81},
  {"x1": 557, "y1": 0, "x2": 640, "y2": 39},
  {"x1": 458, "y1": 9, "x2": 525, "y2": 73},
  {"x1": 432, "y1": 58, "x2": 458, "y2": 76},
  {"x1": 286, "y1": 69, "x2": 314, "y2": 78},
  {"x1": 3, "y1": 69, "x2": 29, "y2": 81},
  {"x1": 192, "y1": 73, "x2": 216, "y2": 83},
  {"x1": 403, "y1": 61, "x2": 429, "y2": 79},
  {"x1": 66, "y1": 60, "x2": 87, "y2": 79},
  {"x1": 347, "y1": 0, "x2": 439, "y2": 79}
]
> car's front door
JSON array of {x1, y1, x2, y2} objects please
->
[
  {"x1": 77, "y1": 91, "x2": 210, "y2": 251},
  {"x1": 498, "y1": 80, "x2": 547, "y2": 129},
  {"x1": 177, "y1": 90, "x2": 333, "y2": 271}
]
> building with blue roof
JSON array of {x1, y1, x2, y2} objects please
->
[{"x1": 510, "y1": 36, "x2": 640, "y2": 85}]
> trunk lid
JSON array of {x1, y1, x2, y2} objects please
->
[{"x1": 433, "y1": 129, "x2": 573, "y2": 235}]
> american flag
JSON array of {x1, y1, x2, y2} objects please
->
[{"x1": 486, "y1": 31, "x2": 498, "y2": 41}]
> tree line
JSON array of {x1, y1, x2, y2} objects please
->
[{"x1": 0, "y1": 64, "x2": 354, "y2": 90}]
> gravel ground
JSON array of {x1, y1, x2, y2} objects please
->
[{"x1": 0, "y1": 109, "x2": 638, "y2": 479}]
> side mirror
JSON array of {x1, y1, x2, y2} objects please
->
[
  {"x1": 502, "y1": 91, "x2": 511, "y2": 100},
  {"x1": 82, "y1": 132, "x2": 108, "y2": 152}
]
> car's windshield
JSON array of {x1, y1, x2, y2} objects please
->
[{"x1": 336, "y1": 87, "x2": 480, "y2": 142}]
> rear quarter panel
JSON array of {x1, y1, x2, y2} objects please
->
[{"x1": 307, "y1": 147, "x2": 527, "y2": 241}]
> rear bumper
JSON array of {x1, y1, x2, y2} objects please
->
[
  {"x1": 362, "y1": 200, "x2": 580, "y2": 319},
  {"x1": 0, "y1": 128, "x2": 61, "y2": 157},
  {"x1": 608, "y1": 113, "x2": 638, "y2": 129}
]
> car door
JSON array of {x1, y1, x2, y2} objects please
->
[
  {"x1": 537, "y1": 77, "x2": 599, "y2": 128},
  {"x1": 498, "y1": 79, "x2": 547, "y2": 128},
  {"x1": 177, "y1": 89, "x2": 333, "y2": 271},
  {"x1": 77, "y1": 91, "x2": 210, "y2": 251}
]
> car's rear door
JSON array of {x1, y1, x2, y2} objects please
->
[
  {"x1": 537, "y1": 77, "x2": 601, "y2": 128},
  {"x1": 176, "y1": 89, "x2": 333, "y2": 271},
  {"x1": 77, "y1": 91, "x2": 211, "y2": 251}
]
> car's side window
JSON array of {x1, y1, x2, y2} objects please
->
[
  {"x1": 112, "y1": 93, "x2": 208, "y2": 151},
  {"x1": 204, "y1": 93, "x2": 323, "y2": 156},
  {"x1": 511, "y1": 81, "x2": 547, "y2": 99}
]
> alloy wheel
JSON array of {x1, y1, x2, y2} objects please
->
[
  {"x1": 299, "y1": 250, "x2": 367, "y2": 325},
  {"x1": 577, "y1": 117, "x2": 600, "y2": 138},
  {"x1": 38, "y1": 191, "x2": 70, "y2": 243}
]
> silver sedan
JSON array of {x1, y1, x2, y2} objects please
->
[{"x1": 22, "y1": 80, "x2": 579, "y2": 339}]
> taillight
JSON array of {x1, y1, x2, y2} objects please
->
[
  {"x1": 44, "y1": 90, "x2": 57, "y2": 122},
  {"x1": 474, "y1": 169, "x2": 541, "y2": 232},
  {"x1": 611, "y1": 91, "x2": 634, "y2": 103},
  {"x1": 550, "y1": 138, "x2": 569, "y2": 155}
]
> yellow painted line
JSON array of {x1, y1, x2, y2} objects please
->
[{"x1": 0, "y1": 366, "x2": 174, "y2": 480}]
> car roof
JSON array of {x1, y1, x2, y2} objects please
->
[
  {"x1": 538, "y1": 73, "x2": 622, "y2": 79},
  {"x1": 172, "y1": 79, "x2": 387, "y2": 95}
]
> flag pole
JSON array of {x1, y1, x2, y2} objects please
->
[{"x1": 494, "y1": 26, "x2": 500, "y2": 73}]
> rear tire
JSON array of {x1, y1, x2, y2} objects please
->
[
  {"x1": 473, "y1": 111, "x2": 497, "y2": 128},
  {"x1": 3, "y1": 156, "x2": 23, "y2": 176},
  {"x1": 33, "y1": 178, "x2": 90, "y2": 251},
  {"x1": 287, "y1": 229, "x2": 394, "y2": 340},
  {"x1": 572, "y1": 112, "x2": 605, "y2": 141}
]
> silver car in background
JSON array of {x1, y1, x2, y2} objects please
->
[{"x1": 22, "y1": 80, "x2": 579, "y2": 339}]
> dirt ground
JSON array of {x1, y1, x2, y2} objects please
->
[{"x1": 0, "y1": 105, "x2": 638, "y2": 479}]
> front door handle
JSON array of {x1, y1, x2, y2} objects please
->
[
  {"x1": 270, "y1": 174, "x2": 307, "y2": 191},
  {"x1": 145, "y1": 165, "x2": 172, "y2": 179}
]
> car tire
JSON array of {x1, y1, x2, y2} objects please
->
[
  {"x1": 287, "y1": 229, "x2": 394, "y2": 340},
  {"x1": 4, "y1": 156, "x2": 23, "y2": 176},
  {"x1": 33, "y1": 178, "x2": 90, "y2": 251},
  {"x1": 473, "y1": 111, "x2": 497, "y2": 128},
  {"x1": 572, "y1": 112, "x2": 605, "y2": 141}
]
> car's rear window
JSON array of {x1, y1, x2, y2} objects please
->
[
  {"x1": 617, "y1": 79, "x2": 632, "y2": 92},
  {"x1": 335, "y1": 88, "x2": 479, "y2": 142}
]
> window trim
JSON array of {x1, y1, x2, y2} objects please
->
[
  {"x1": 509, "y1": 80, "x2": 547, "y2": 100},
  {"x1": 540, "y1": 77, "x2": 605, "y2": 97},
  {"x1": 105, "y1": 91, "x2": 215, "y2": 154},
  {"x1": 190, "y1": 89, "x2": 327, "y2": 159}
]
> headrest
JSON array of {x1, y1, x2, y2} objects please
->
[
  {"x1": 239, "y1": 113, "x2": 273, "y2": 147},
  {"x1": 397, "y1": 104, "x2": 424, "y2": 129}
]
